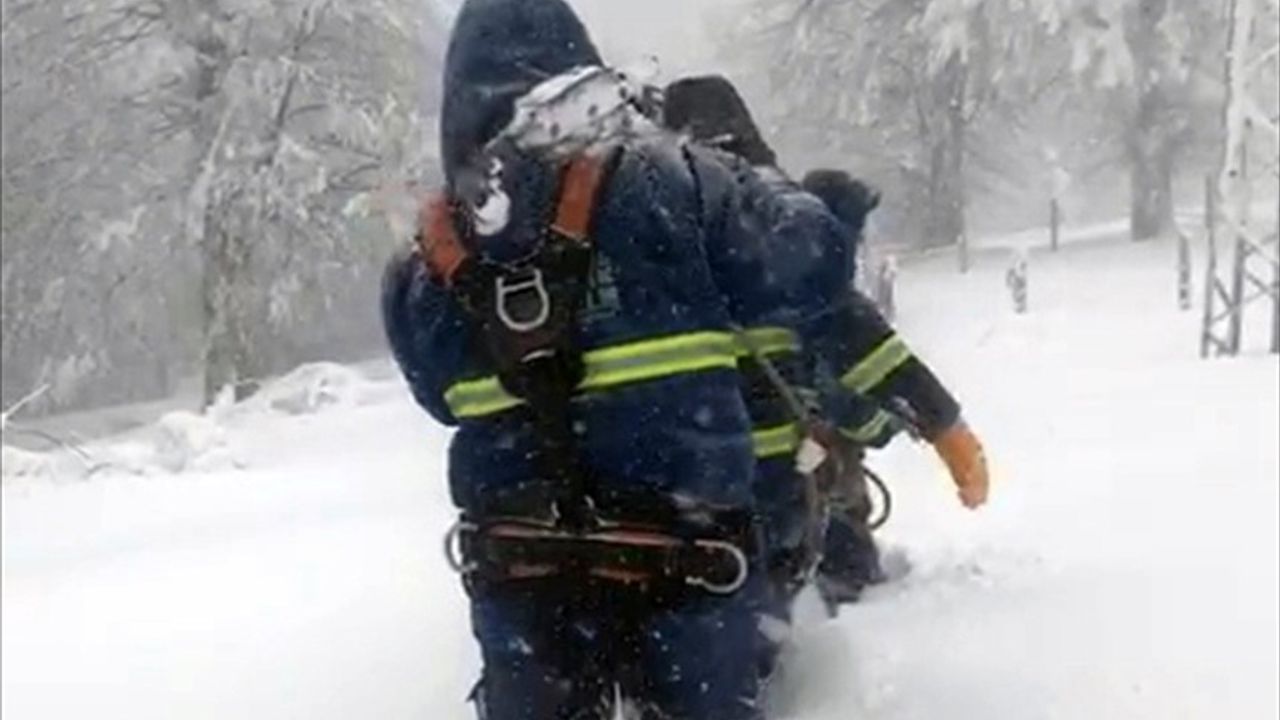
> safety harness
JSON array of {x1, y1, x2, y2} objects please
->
[
  {"x1": 419, "y1": 152, "x2": 749, "y2": 595},
  {"x1": 734, "y1": 325, "x2": 895, "y2": 603}
]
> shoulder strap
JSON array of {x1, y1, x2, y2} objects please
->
[
  {"x1": 416, "y1": 192, "x2": 468, "y2": 288},
  {"x1": 416, "y1": 154, "x2": 609, "y2": 284},
  {"x1": 552, "y1": 156, "x2": 611, "y2": 244}
]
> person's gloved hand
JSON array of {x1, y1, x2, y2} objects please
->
[{"x1": 931, "y1": 421, "x2": 989, "y2": 509}]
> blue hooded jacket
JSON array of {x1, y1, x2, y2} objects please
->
[{"x1": 382, "y1": 0, "x2": 853, "y2": 520}]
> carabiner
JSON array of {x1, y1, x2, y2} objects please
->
[
  {"x1": 686, "y1": 539, "x2": 749, "y2": 595},
  {"x1": 443, "y1": 520, "x2": 479, "y2": 574}
]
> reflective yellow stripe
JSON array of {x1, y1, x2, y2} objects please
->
[
  {"x1": 840, "y1": 335, "x2": 912, "y2": 393},
  {"x1": 752, "y1": 423, "x2": 801, "y2": 459},
  {"x1": 841, "y1": 410, "x2": 894, "y2": 444},
  {"x1": 443, "y1": 377, "x2": 521, "y2": 419},
  {"x1": 445, "y1": 331, "x2": 741, "y2": 419},
  {"x1": 735, "y1": 327, "x2": 800, "y2": 358},
  {"x1": 585, "y1": 331, "x2": 733, "y2": 364},
  {"x1": 580, "y1": 332, "x2": 739, "y2": 390}
]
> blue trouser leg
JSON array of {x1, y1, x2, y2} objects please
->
[
  {"x1": 469, "y1": 581, "x2": 613, "y2": 720},
  {"x1": 751, "y1": 459, "x2": 810, "y2": 679},
  {"x1": 753, "y1": 459, "x2": 810, "y2": 594},
  {"x1": 469, "y1": 577, "x2": 766, "y2": 720},
  {"x1": 630, "y1": 574, "x2": 766, "y2": 720}
]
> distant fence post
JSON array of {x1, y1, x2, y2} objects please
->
[
  {"x1": 1006, "y1": 250, "x2": 1029, "y2": 314},
  {"x1": 1177, "y1": 229, "x2": 1192, "y2": 311},
  {"x1": 876, "y1": 255, "x2": 898, "y2": 322},
  {"x1": 854, "y1": 240, "x2": 872, "y2": 293}
]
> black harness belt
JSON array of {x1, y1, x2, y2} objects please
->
[{"x1": 446, "y1": 519, "x2": 750, "y2": 596}]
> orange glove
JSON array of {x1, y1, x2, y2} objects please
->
[{"x1": 932, "y1": 421, "x2": 989, "y2": 510}]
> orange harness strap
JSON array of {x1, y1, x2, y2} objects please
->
[
  {"x1": 416, "y1": 156, "x2": 608, "y2": 286},
  {"x1": 552, "y1": 156, "x2": 609, "y2": 244},
  {"x1": 416, "y1": 193, "x2": 467, "y2": 286}
]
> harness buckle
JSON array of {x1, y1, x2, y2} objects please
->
[
  {"x1": 685, "y1": 539, "x2": 750, "y2": 595},
  {"x1": 443, "y1": 520, "x2": 479, "y2": 574},
  {"x1": 495, "y1": 268, "x2": 551, "y2": 332}
]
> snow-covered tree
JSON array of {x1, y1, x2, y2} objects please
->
[
  {"x1": 1053, "y1": 0, "x2": 1228, "y2": 241},
  {"x1": 721, "y1": 0, "x2": 1055, "y2": 252},
  {"x1": 719, "y1": 0, "x2": 1228, "y2": 249},
  {"x1": 1, "y1": 0, "x2": 446, "y2": 412}
]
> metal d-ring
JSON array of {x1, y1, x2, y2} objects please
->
[{"x1": 495, "y1": 269, "x2": 551, "y2": 332}]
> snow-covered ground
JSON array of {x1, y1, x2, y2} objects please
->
[{"x1": 4, "y1": 235, "x2": 1277, "y2": 719}]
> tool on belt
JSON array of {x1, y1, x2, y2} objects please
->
[{"x1": 733, "y1": 323, "x2": 897, "y2": 581}]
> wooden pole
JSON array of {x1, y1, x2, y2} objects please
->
[
  {"x1": 1228, "y1": 238, "x2": 1247, "y2": 354},
  {"x1": 1272, "y1": 261, "x2": 1279, "y2": 354},
  {"x1": 1177, "y1": 230, "x2": 1192, "y2": 311},
  {"x1": 1273, "y1": 220, "x2": 1280, "y2": 355},
  {"x1": 1050, "y1": 198, "x2": 1060, "y2": 252},
  {"x1": 1200, "y1": 175, "x2": 1218, "y2": 357}
]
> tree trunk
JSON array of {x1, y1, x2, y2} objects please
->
[
  {"x1": 174, "y1": 0, "x2": 244, "y2": 408},
  {"x1": 196, "y1": 7, "x2": 313, "y2": 406},
  {"x1": 201, "y1": 188, "x2": 254, "y2": 404},
  {"x1": 923, "y1": 57, "x2": 968, "y2": 255},
  {"x1": 1129, "y1": 92, "x2": 1176, "y2": 241},
  {"x1": 924, "y1": 140, "x2": 966, "y2": 250},
  {"x1": 1126, "y1": 0, "x2": 1176, "y2": 242}
]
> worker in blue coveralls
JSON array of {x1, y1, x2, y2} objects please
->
[
  {"x1": 382, "y1": 2, "x2": 991, "y2": 717},
  {"x1": 661, "y1": 75, "x2": 990, "y2": 673}
]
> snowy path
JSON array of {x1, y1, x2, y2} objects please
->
[
  {"x1": 4, "y1": 238, "x2": 1277, "y2": 719},
  {"x1": 3, "y1": 401, "x2": 478, "y2": 719}
]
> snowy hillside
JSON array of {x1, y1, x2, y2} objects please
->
[{"x1": 4, "y1": 236, "x2": 1277, "y2": 720}]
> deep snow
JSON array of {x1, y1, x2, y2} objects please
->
[{"x1": 4, "y1": 235, "x2": 1278, "y2": 719}]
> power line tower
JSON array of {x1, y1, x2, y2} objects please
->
[{"x1": 1201, "y1": 0, "x2": 1280, "y2": 357}]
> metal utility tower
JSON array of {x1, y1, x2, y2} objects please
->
[{"x1": 1202, "y1": 0, "x2": 1280, "y2": 357}]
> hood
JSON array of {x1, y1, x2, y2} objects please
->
[
  {"x1": 440, "y1": 0, "x2": 602, "y2": 186},
  {"x1": 800, "y1": 170, "x2": 881, "y2": 238},
  {"x1": 662, "y1": 75, "x2": 777, "y2": 168}
]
